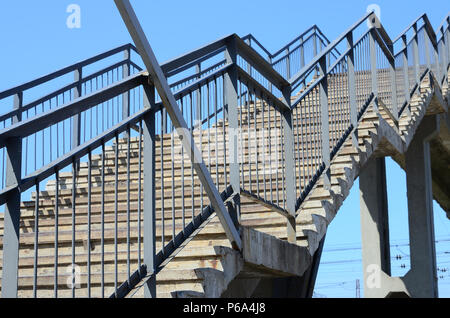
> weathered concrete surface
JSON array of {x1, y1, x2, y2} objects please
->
[
  {"x1": 240, "y1": 226, "x2": 312, "y2": 278},
  {"x1": 359, "y1": 156, "x2": 391, "y2": 298},
  {"x1": 360, "y1": 115, "x2": 441, "y2": 298},
  {"x1": 173, "y1": 226, "x2": 315, "y2": 298},
  {"x1": 430, "y1": 112, "x2": 450, "y2": 218}
]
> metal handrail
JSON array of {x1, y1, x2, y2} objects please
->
[
  {"x1": 0, "y1": 2, "x2": 449, "y2": 299},
  {"x1": 0, "y1": 43, "x2": 139, "y2": 100}
]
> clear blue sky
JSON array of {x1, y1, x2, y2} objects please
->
[{"x1": 0, "y1": 0, "x2": 449, "y2": 298}]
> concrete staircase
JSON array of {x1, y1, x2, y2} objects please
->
[{"x1": 0, "y1": 65, "x2": 449, "y2": 297}]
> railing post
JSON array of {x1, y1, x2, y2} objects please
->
[
  {"x1": 195, "y1": 63, "x2": 202, "y2": 126},
  {"x1": 268, "y1": 55, "x2": 273, "y2": 93},
  {"x1": 424, "y1": 30, "x2": 431, "y2": 72},
  {"x1": 1, "y1": 92, "x2": 23, "y2": 298},
  {"x1": 143, "y1": 83, "x2": 156, "y2": 298},
  {"x1": 300, "y1": 36, "x2": 305, "y2": 69},
  {"x1": 72, "y1": 67, "x2": 82, "y2": 152},
  {"x1": 300, "y1": 36, "x2": 306, "y2": 87},
  {"x1": 246, "y1": 37, "x2": 252, "y2": 77},
  {"x1": 412, "y1": 23, "x2": 420, "y2": 86},
  {"x1": 402, "y1": 35, "x2": 411, "y2": 117},
  {"x1": 388, "y1": 43, "x2": 399, "y2": 121},
  {"x1": 318, "y1": 56, "x2": 331, "y2": 189},
  {"x1": 224, "y1": 37, "x2": 241, "y2": 225},
  {"x1": 122, "y1": 47, "x2": 131, "y2": 133},
  {"x1": 369, "y1": 29, "x2": 379, "y2": 112},
  {"x1": 346, "y1": 33, "x2": 358, "y2": 148},
  {"x1": 433, "y1": 35, "x2": 441, "y2": 87},
  {"x1": 281, "y1": 87, "x2": 297, "y2": 243},
  {"x1": 313, "y1": 33, "x2": 318, "y2": 77},
  {"x1": 285, "y1": 48, "x2": 291, "y2": 79}
]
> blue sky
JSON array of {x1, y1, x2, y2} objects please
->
[{"x1": 0, "y1": 0, "x2": 449, "y2": 298}]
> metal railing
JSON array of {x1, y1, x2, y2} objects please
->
[{"x1": 0, "y1": 0, "x2": 449, "y2": 298}]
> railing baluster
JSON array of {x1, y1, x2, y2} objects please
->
[
  {"x1": 402, "y1": 35, "x2": 411, "y2": 117},
  {"x1": 54, "y1": 170, "x2": 59, "y2": 298},
  {"x1": 71, "y1": 160, "x2": 77, "y2": 298},
  {"x1": 72, "y1": 67, "x2": 82, "y2": 163},
  {"x1": 143, "y1": 83, "x2": 157, "y2": 298},
  {"x1": 87, "y1": 151, "x2": 92, "y2": 298},
  {"x1": 413, "y1": 23, "x2": 421, "y2": 86},
  {"x1": 281, "y1": 84, "x2": 296, "y2": 243},
  {"x1": 369, "y1": 29, "x2": 379, "y2": 112},
  {"x1": 318, "y1": 56, "x2": 331, "y2": 189},
  {"x1": 33, "y1": 182, "x2": 40, "y2": 298}
]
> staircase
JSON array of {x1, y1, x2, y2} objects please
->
[{"x1": 0, "y1": 8, "x2": 449, "y2": 298}]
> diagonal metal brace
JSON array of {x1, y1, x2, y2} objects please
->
[{"x1": 114, "y1": 0, "x2": 242, "y2": 250}]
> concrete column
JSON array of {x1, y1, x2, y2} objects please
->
[
  {"x1": 359, "y1": 115, "x2": 440, "y2": 298},
  {"x1": 403, "y1": 115, "x2": 439, "y2": 298},
  {"x1": 359, "y1": 157, "x2": 391, "y2": 298}
]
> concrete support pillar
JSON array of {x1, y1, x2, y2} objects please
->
[
  {"x1": 360, "y1": 157, "x2": 391, "y2": 298},
  {"x1": 403, "y1": 116, "x2": 439, "y2": 298},
  {"x1": 359, "y1": 115, "x2": 440, "y2": 298}
]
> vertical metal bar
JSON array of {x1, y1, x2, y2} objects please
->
[
  {"x1": 432, "y1": 33, "x2": 441, "y2": 85},
  {"x1": 143, "y1": 83, "x2": 157, "y2": 298},
  {"x1": 138, "y1": 120, "x2": 143, "y2": 271},
  {"x1": 54, "y1": 170, "x2": 59, "y2": 298},
  {"x1": 412, "y1": 24, "x2": 420, "y2": 86},
  {"x1": 123, "y1": 48, "x2": 131, "y2": 137},
  {"x1": 300, "y1": 36, "x2": 305, "y2": 68},
  {"x1": 171, "y1": 123, "x2": 175, "y2": 241},
  {"x1": 1, "y1": 92, "x2": 22, "y2": 298},
  {"x1": 300, "y1": 36, "x2": 306, "y2": 87},
  {"x1": 268, "y1": 56, "x2": 273, "y2": 93},
  {"x1": 286, "y1": 48, "x2": 291, "y2": 79},
  {"x1": 224, "y1": 38, "x2": 240, "y2": 210},
  {"x1": 388, "y1": 43, "x2": 399, "y2": 121},
  {"x1": 318, "y1": 56, "x2": 331, "y2": 189},
  {"x1": 33, "y1": 182, "x2": 39, "y2": 298},
  {"x1": 196, "y1": 63, "x2": 202, "y2": 129},
  {"x1": 190, "y1": 92, "x2": 195, "y2": 220},
  {"x1": 72, "y1": 68, "x2": 82, "y2": 155},
  {"x1": 181, "y1": 97, "x2": 186, "y2": 231},
  {"x1": 71, "y1": 161, "x2": 76, "y2": 298},
  {"x1": 281, "y1": 85, "x2": 296, "y2": 243},
  {"x1": 402, "y1": 35, "x2": 411, "y2": 117},
  {"x1": 253, "y1": 89, "x2": 260, "y2": 198},
  {"x1": 313, "y1": 33, "x2": 318, "y2": 76},
  {"x1": 101, "y1": 143, "x2": 105, "y2": 298},
  {"x1": 126, "y1": 127, "x2": 131, "y2": 284},
  {"x1": 114, "y1": 133, "x2": 119, "y2": 296},
  {"x1": 369, "y1": 29, "x2": 378, "y2": 106},
  {"x1": 424, "y1": 31, "x2": 431, "y2": 71},
  {"x1": 214, "y1": 80, "x2": 219, "y2": 189},
  {"x1": 87, "y1": 151, "x2": 92, "y2": 297},
  {"x1": 246, "y1": 37, "x2": 252, "y2": 77}
]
